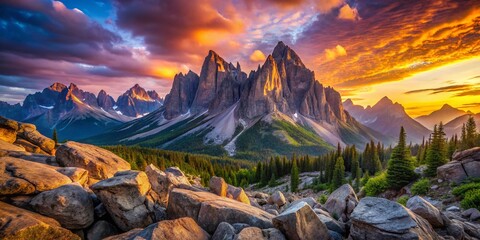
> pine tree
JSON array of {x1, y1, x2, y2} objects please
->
[
  {"x1": 351, "y1": 157, "x2": 359, "y2": 179},
  {"x1": 52, "y1": 129, "x2": 58, "y2": 145},
  {"x1": 268, "y1": 172, "x2": 276, "y2": 187},
  {"x1": 332, "y1": 157, "x2": 345, "y2": 189},
  {"x1": 426, "y1": 123, "x2": 447, "y2": 177},
  {"x1": 291, "y1": 159, "x2": 299, "y2": 192},
  {"x1": 387, "y1": 126, "x2": 416, "y2": 190},
  {"x1": 465, "y1": 116, "x2": 477, "y2": 149}
]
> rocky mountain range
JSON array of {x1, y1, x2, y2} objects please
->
[
  {"x1": 416, "y1": 104, "x2": 469, "y2": 130},
  {"x1": 86, "y1": 42, "x2": 386, "y2": 159},
  {"x1": 0, "y1": 83, "x2": 163, "y2": 140},
  {"x1": 343, "y1": 97, "x2": 430, "y2": 144}
]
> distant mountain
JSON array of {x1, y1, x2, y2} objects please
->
[
  {"x1": 444, "y1": 113, "x2": 480, "y2": 137},
  {"x1": 85, "y1": 42, "x2": 387, "y2": 159},
  {"x1": 416, "y1": 104, "x2": 467, "y2": 130},
  {"x1": 0, "y1": 83, "x2": 163, "y2": 140},
  {"x1": 116, "y1": 84, "x2": 163, "y2": 117},
  {"x1": 343, "y1": 97, "x2": 430, "y2": 144}
]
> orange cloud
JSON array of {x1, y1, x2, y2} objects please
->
[
  {"x1": 324, "y1": 45, "x2": 347, "y2": 61},
  {"x1": 250, "y1": 50, "x2": 267, "y2": 62},
  {"x1": 338, "y1": 4, "x2": 360, "y2": 21}
]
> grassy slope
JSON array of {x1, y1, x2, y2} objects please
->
[{"x1": 235, "y1": 119, "x2": 334, "y2": 160}]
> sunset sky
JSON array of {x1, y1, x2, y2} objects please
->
[{"x1": 1, "y1": 0, "x2": 479, "y2": 117}]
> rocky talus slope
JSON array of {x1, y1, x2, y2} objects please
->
[{"x1": 1, "y1": 117, "x2": 480, "y2": 239}]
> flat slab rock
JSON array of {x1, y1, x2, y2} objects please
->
[
  {"x1": 56, "y1": 141, "x2": 130, "y2": 180},
  {"x1": 167, "y1": 188, "x2": 274, "y2": 233},
  {"x1": 0, "y1": 201, "x2": 80, "y2": 240},
  {"x1": 0, "y1": 156, "x2": 72, "y2": 195}
]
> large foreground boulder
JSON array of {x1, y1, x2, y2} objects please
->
[
  {"x1": 145, "y1": 164, "x2": 192, "y2": 206},
  {"x1": 324, "y1": 184, "x2": 358, "y2": 221},
  {"x1": 406, "y1": 196, "x2": 444, "y2": 228},
  {"x1": 350, "y1": 197, "x2": 440, "y2": 240},
  {"x1": 272, "y1": 201, "x2": 331, "y2": 240},
  {"x1": 167, "y1": 188, "x2": 274, "y2": 233},
  {"x1": 0, "y1": 139, "x2": 25, "y2": 155},
  {"x1": 30, "y1": 183, "x2": 94, "y2": 229},
  {"x1": 91, "y1": 170, "x2": 155, "y2": 231},
  {"x1": 438, "y1": 147, "x2": 480, "y2": 183},
  {"x1": 56, "y1": 141, "x2": 130, "y2": 180},
  {"x1": 17, "y1": 123, "x2": 55, "y2": 155},
  {"x1": 104, "y1": 217, "x2": 210, "y2": 240},
  {"x1": 0, "y1": 201, "x2": 80, "y2": 240},
  {"x1": 210, "y1": 176, "x2": 228, "y2": 197},
  {"x1": 0, "y1": 157, "x2": 72, "y2": 195},
  {"x1": 0, "y1": 116, "x2": 18, "y2": 143}
]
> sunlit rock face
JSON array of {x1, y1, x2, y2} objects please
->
[
  {"x1": 164, "y1": 41, "x2": 349, "y2": 127},
  {"x1": 116, "y1": 84, "x2": 163, "y2": 117}
]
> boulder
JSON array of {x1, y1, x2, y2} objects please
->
[
  {"x1": 17, "y1": 123, "x2": 55, "y2": 154},
  {"x1": 91, "y1": 170, "x2": 155, "y2": 231},
  {"x1": 262, "y1": 228, "x2": 286, "y2": 240},
  {"x1": 438, "y1": 147, "x2": 480, "y2": 183},
  {"x1": 56, "y1": 167, "x2": 89, "y2": 185},
  {"x1": 406, "y1": 196, "x2": 444, "y2": 228},
  {"x1": 30, "y1": 183, "x2": 94, "y2": 229},
  {"x1": 437, "y1": 162, "x2": 468, "y2": 184},
  {"x1": 462, "y1": 208, "x2": 480, "y2": 221},
  {"x1": 86, "y1": 220, "x2": 119, "y2": 240},
  {"x1": 234, "y1": 227, "x2": 264, "y2": 240},
  {"x1": 56, "y1": 141, "x2": 130, "y2": 180},
  {"x1": 14, "y1": 138, "x2": 49, "y2": 154},
  {"x1": 324, "y1": 184, "x2": 358, "y2": 220},
  {"x1": 0, "y1": 117, "x2": 18, "y2": 144},
  {"x1": 227, "y1": 184, "x2": 250, "y2": 205},
  {"x1": 316, "y1": 214, "x2": 346, "y2": 236},
  {"x1": 104, "y1": 217, "x2": 210, "y2": 240},
  {"x1": 268, "y1": 191, "x2": 286, "y2": 207},
  {"x1": 145, "y1": 164, "x2": 191, "y2": 206},
  {"x1": 0, "y1": 201, "x2": 80, "y2": 240},
  {"x1": 289, "y1": 197, "x2": 317, "y2": 208},
  {"x1": 167, "y1": 188, "x2": 274, "y2": 233},
  {"x1": 350, "y1": 197, "x2": 440, "y2": 240},
  {"x1": 210, "y1": 176, "x2": 228, "y2": 197},
  {"x1": 212, "y1": 222, "x2": 236, "y2": 240},
  {"x1": 0, "y1": 139, "x2": 25, "y2": 155},
  {"x1": 272, "y1": 201, "x2": 331, "y2": 240},
  {"x1": 0, "y1": 156, "x2": 72, "y2": 195}
]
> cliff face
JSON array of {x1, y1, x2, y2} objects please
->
[
  {"x1": 164, "y1": 41, "x2": 349, "y2": 127},
  {"x1": 164, "y1": 71, "x2": 200, "y2": 119},
  {"x1": 116, "y1": 84, "x2": 162, "y2": 117}
]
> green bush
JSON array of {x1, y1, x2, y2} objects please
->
[
  {"x1": 461, "y1": 189, "x2": 480, "y2": 210},
  {"x1": 364, "y1": 172, "x2": 388, "y2": 196},
  {"x1": 411, "y1": 178, "x2": 430, "y2": 195},
  {"x1": 397, "y1": 196, "x2": 409, "y2": 206},
  {"x1": 318, "y1": 194, "x2": 328, "y2": 204},
  {"x1": 453, "y1": 182, "x2": 480, "y2": 198},
  {"x1": 311, "y1": 183, "x2": 329, "y2": 192}
]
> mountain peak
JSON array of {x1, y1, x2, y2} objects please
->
[
  {"x1": 343, "y1": 98, "x2": 354, "y2": 106},
  {"x1": 376, "y1": 96, "x2": 393, "y2": 106},
  {"x1": 68, "y1": 83, "x2": 78, "y2": 90},
  {"x1": 49, "y1": 82, "x2": 67, "y2": 92},
  {"x1": 440, "y1": 104, "x2": 454, "y2": 110}
]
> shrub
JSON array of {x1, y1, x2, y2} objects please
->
[
  {"x1": 311, "y1": 183, "x2": 329, "y2": 192},
  {"x1": 364, "y1": 172, "x2": 388, "y2": 196},
  {"x1": 397, "y1": 196, "x2": 409, "y2": 206},
  {"x1": 461, "y1": 189, "x2": 480, "y2": 210},
  {"x1": 318, "y1": 194, "x2": 328, "y2": 204},
  {"x1": 452, "y1": 182, "x2": 480, "y2": 198},
  {"x1": 411, "y1": 178, "x2": 430, "y2": 195}
]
